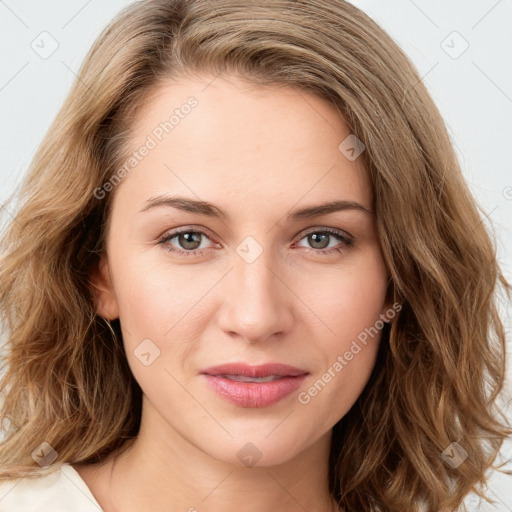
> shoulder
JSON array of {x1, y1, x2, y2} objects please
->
[{"x1": 0, "y1": 463, "x2": 103, "y2": 512}]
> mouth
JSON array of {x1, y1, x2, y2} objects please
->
[{"x1": 200, "y1": 363, "x2": 309, "y2": 408}]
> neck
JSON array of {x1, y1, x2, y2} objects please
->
[{"x1": 95, "y1": 400, "x2": 339, "y2": 512}]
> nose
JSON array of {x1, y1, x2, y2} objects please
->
[{"x1": 217, "y1": 250, "x2": 294, "y2": 344}]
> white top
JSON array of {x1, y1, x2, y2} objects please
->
[{"x1": 0, "y1": 463, "x2": 103, "y2": 511}]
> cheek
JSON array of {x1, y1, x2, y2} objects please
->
[
  {"x1": 307, "y1": 247, "x2": 388, "y2": 343},
  {"x1": 114, "y1": 253, "x2": 204, "y2": 334},
  {"x1": 296, "y1": 248, "x2": 388, "y2": 409},
  {"x1": 112, "y1": 256, "x2": 213, "y2": 377}
]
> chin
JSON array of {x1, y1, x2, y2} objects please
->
[{"x1": 195, "y1": 422, "x2": 319, "y2": 469}]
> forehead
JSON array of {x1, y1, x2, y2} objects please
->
[{"x1": 115, "y1": 74, "x2": 372, "y2": 213}]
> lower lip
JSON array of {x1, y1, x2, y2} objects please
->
[{"x1": 202, "y1": 374, "x2": 308, "y2": 408}]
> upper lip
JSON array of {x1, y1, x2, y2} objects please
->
[{"x1": 201, "y1": 363, "x2": 309, "y2": 378}]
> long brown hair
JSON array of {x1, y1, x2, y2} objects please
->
[{"x1": 1, "y1": 1, "x2": 510, "y2": 510}]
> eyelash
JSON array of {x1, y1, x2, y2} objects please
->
[{"x1": 157, "y1": 227, "x2": 353, "y2": 258}]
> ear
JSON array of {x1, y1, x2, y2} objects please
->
[{"x1": 88, "y1": 252, "x2": 119, "y2": 321}]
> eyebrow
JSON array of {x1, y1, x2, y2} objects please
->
[{"x1": 139, "y1": 194, "x2": 374, "y2": 220}]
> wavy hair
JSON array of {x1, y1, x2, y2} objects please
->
[{"x1": 0, "y1": 1, "x2": 510, "y2": 510}]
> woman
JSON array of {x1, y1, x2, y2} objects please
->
[{"x1": 0, "y1": 1, "x2": 510, "y2": 511}]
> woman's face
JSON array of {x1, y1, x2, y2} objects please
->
[{"x1": 92, "y1": 74, "x2": 392, "y2": 467}]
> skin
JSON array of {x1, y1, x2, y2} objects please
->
[{"x1": 74, "y1": 74, "x2": 392, "y2": 512}]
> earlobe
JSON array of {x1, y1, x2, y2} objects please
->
[{"x1": 88, "y1": 253, "x2": 119, "y2": 321}]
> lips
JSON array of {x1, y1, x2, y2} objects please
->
[{"x1": 200, "y1": 363, "x2": 309, "y2": 408}]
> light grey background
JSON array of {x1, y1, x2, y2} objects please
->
[{"x1": 1, "y1": 1, "x2": 511, "y2": 510}]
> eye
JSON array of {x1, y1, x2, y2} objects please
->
[
  {"x1": 157, "y1": 227, "x2": 353, "y2": 257},
  {"x1": 295, "y1": 228, "x2": 353, "y2": 255},
  {"x1": 157, "y1": 228, "x2": 216, "y2": 257}
]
